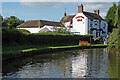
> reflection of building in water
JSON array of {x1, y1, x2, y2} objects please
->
[
  {"x1": 72, "y1": 51, "x2": 88, "y2": 78},
  {"x1": 62, "y1": 57, "x2": 73, "y2": 78},
  {"x1": 71, "y1": 49, "x2": 109, "y2": 78}
]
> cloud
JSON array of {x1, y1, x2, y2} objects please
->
[
  {"x1": 69, "y1": 13, "x2": 75, "y2": 15},
  {"x1": 84, "y1": 2, "x2": 113, "y2": 12},
  {"x1": 20, "y1": 2, "x2": 64, "y2": 8},
  {"x1": 100, "y1": 12, "x2": 107, "y2": 18}
]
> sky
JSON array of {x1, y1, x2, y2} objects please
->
[{"x1": 1, "y1": 1, "x2": 119, "y2": 22}]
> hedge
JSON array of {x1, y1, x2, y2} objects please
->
[{"x1": 2, "y1": 28, "x2": 93, "y2": 45}]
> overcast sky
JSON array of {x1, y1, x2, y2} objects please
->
[{"x1": 1, "y1": 2, "x2": 119, "y2": 22}]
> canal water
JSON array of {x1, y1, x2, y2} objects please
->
[{"x1": 2, "y1": 48, "x2": 119, "y2": 78}]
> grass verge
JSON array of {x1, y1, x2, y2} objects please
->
[{"x1": 2, "y1": 44, "x2": 108, "y2": 55}]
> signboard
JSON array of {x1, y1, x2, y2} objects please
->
[{"x1": 76, "y1": 16, "x2": 84, "y2": 24}]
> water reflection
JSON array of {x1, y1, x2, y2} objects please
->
[
  {"x1": 2, "y1": 48, "x2": 119, "y2": 78},
  {"x1": 72, "y1": 51, "x2": 88, "y2": 78}
]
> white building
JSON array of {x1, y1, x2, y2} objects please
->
[
  {"x1": 16, "y1": 20, "x2": 62, "y2": 33},
  {"x1": 60, "y1": 4, "x2": 108, "y2": 38},
  {"x1": 17, "y1": 4, "x2": 108, "y2": 39}
]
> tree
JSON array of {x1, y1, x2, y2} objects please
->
[
  {"x1": 114, "y1": 5, "x2": 120, "y2": 28},
  {"x1": 0, "y1": 15, "x2": 3, "y2": 27},
  {"x1": 2, "y1": 16, "x2": 24, "y2": 29},
  {"x1": 107, "y1": 5, "x2": 120, "y2": 49},
  {"x1": 105, "y1": 3, "x2": 117, "y2": 32},
  {"x1": 0, "y1": 15, "x2": 3, "y2": 21}
]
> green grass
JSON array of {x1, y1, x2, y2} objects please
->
[
  {"x1": 2, "y1": 44, "x2": 108, "y2": 55},
  {"x1": 2, "y1": 44, "x2": 49, "y2": 55},
  {"x1": 49, "y1": 45, "x2": 80, "y2": 49},
  {"x1": 91, "y1": 44, "x2": 108, "y2": 46}
]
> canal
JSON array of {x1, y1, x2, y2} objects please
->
[{"x1": 2, "y1": 48, "x2": 119, "y2": 78}]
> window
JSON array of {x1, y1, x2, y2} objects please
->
[
  {"x1": 91, "y1": 19, "x2": 93, "y2": 21},
  {"x1": 103, "y1": 23, "x2": 106, "y2": 29}
]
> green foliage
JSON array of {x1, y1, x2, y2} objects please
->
[
  {"x1": 105, "y1": 3, "x2": 117, "y2": 32},
  {"x1": 2, "y1": 28, "x2": 93, "y2": 46},
  {"x1": 0, "y1": 15, "x2": 3, "y2": 21},
  {"x1": 2, "y1": 27, "x2": 28, "y2": 45},
  {"x1": 107, "y1": 28, "x2": 120, "y2": 49},
  {"x1": 107, "y1": 5, "x2": 120, "y2": 49},
  {"x1": 114, "y1": 5, "x2": 120, "y2": 28},
  {"x1": 0, "y1": 15, "x2": 2, "y2": 27},
  {"x1": 2, "y1": 16, "x2": 24, "y2": 29},
  {"x1": 17, "y1": 29, "x2": 30, "y2": 34},
  {"x1": 93, "y1": 37, "x2": 100, "y2": 41}
]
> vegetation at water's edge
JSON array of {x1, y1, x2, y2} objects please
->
[{"x1": 2, "y1": 44, "x2": 107, "y2": 55}]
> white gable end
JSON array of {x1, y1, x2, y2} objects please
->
[{"x1": 72, "y1": 13, "x2": 88, "y2": 35}]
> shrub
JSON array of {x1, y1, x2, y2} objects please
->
[
  {"x1": 2, "y1": 28, "x2": 93, "y2": 46},
  {"x1": 2, "y1": 27, "x2": 28, "y2": 45},
  {"x1": 17, "y1": 29, "x2": 30, "y2": 34}
]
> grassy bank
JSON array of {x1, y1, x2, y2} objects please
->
[{"x1": 2, "y1": 44, "x2": 108, "y2": 55}]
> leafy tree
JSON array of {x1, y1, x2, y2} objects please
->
[
  {"x1": 107, "y1": 5, "x2": 120, "y2": 49},
  {"x1": 2, "y1": 16, "x2": 24, "y2": 29},
  {"x1": 114, "y1": 5, "x2": 120, "y2": 28},
  {"x1": 105, "y1": 3, "x2": 117, "y2": 32},
  {"x1": 0, "y1": 15, "x2": 3, "y2": 27},
  {"x1": 0, "y1": 15, "x2": 3, "y2": 21}
]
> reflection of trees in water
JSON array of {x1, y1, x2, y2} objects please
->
[
  {"x1": 107, "y1": 49, "x2": 119, "y2": 78},
  {"x1": 85, "y1": 48, "x2": 109, "y2": 78}
]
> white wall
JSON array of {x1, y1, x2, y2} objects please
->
[
  {"x1": 72, "y1": 13, "x2": 88, "y2": 35},
  {"x1": 16, "y1": 27, "x2": 40, "y2": 33},
  {"x1": 64, "y1": 21, "x2": 71, "y2": 27}
]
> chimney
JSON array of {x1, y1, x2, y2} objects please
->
[
  {"x1": 78, "y1": 4, "x2": 83, "y2": 13},
  {"x1": 94, "y1": 10, "x2": 99, "y2": 15},
  {"x1": 64, "y1": 12, "x2": 66, "y2": 17}
]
